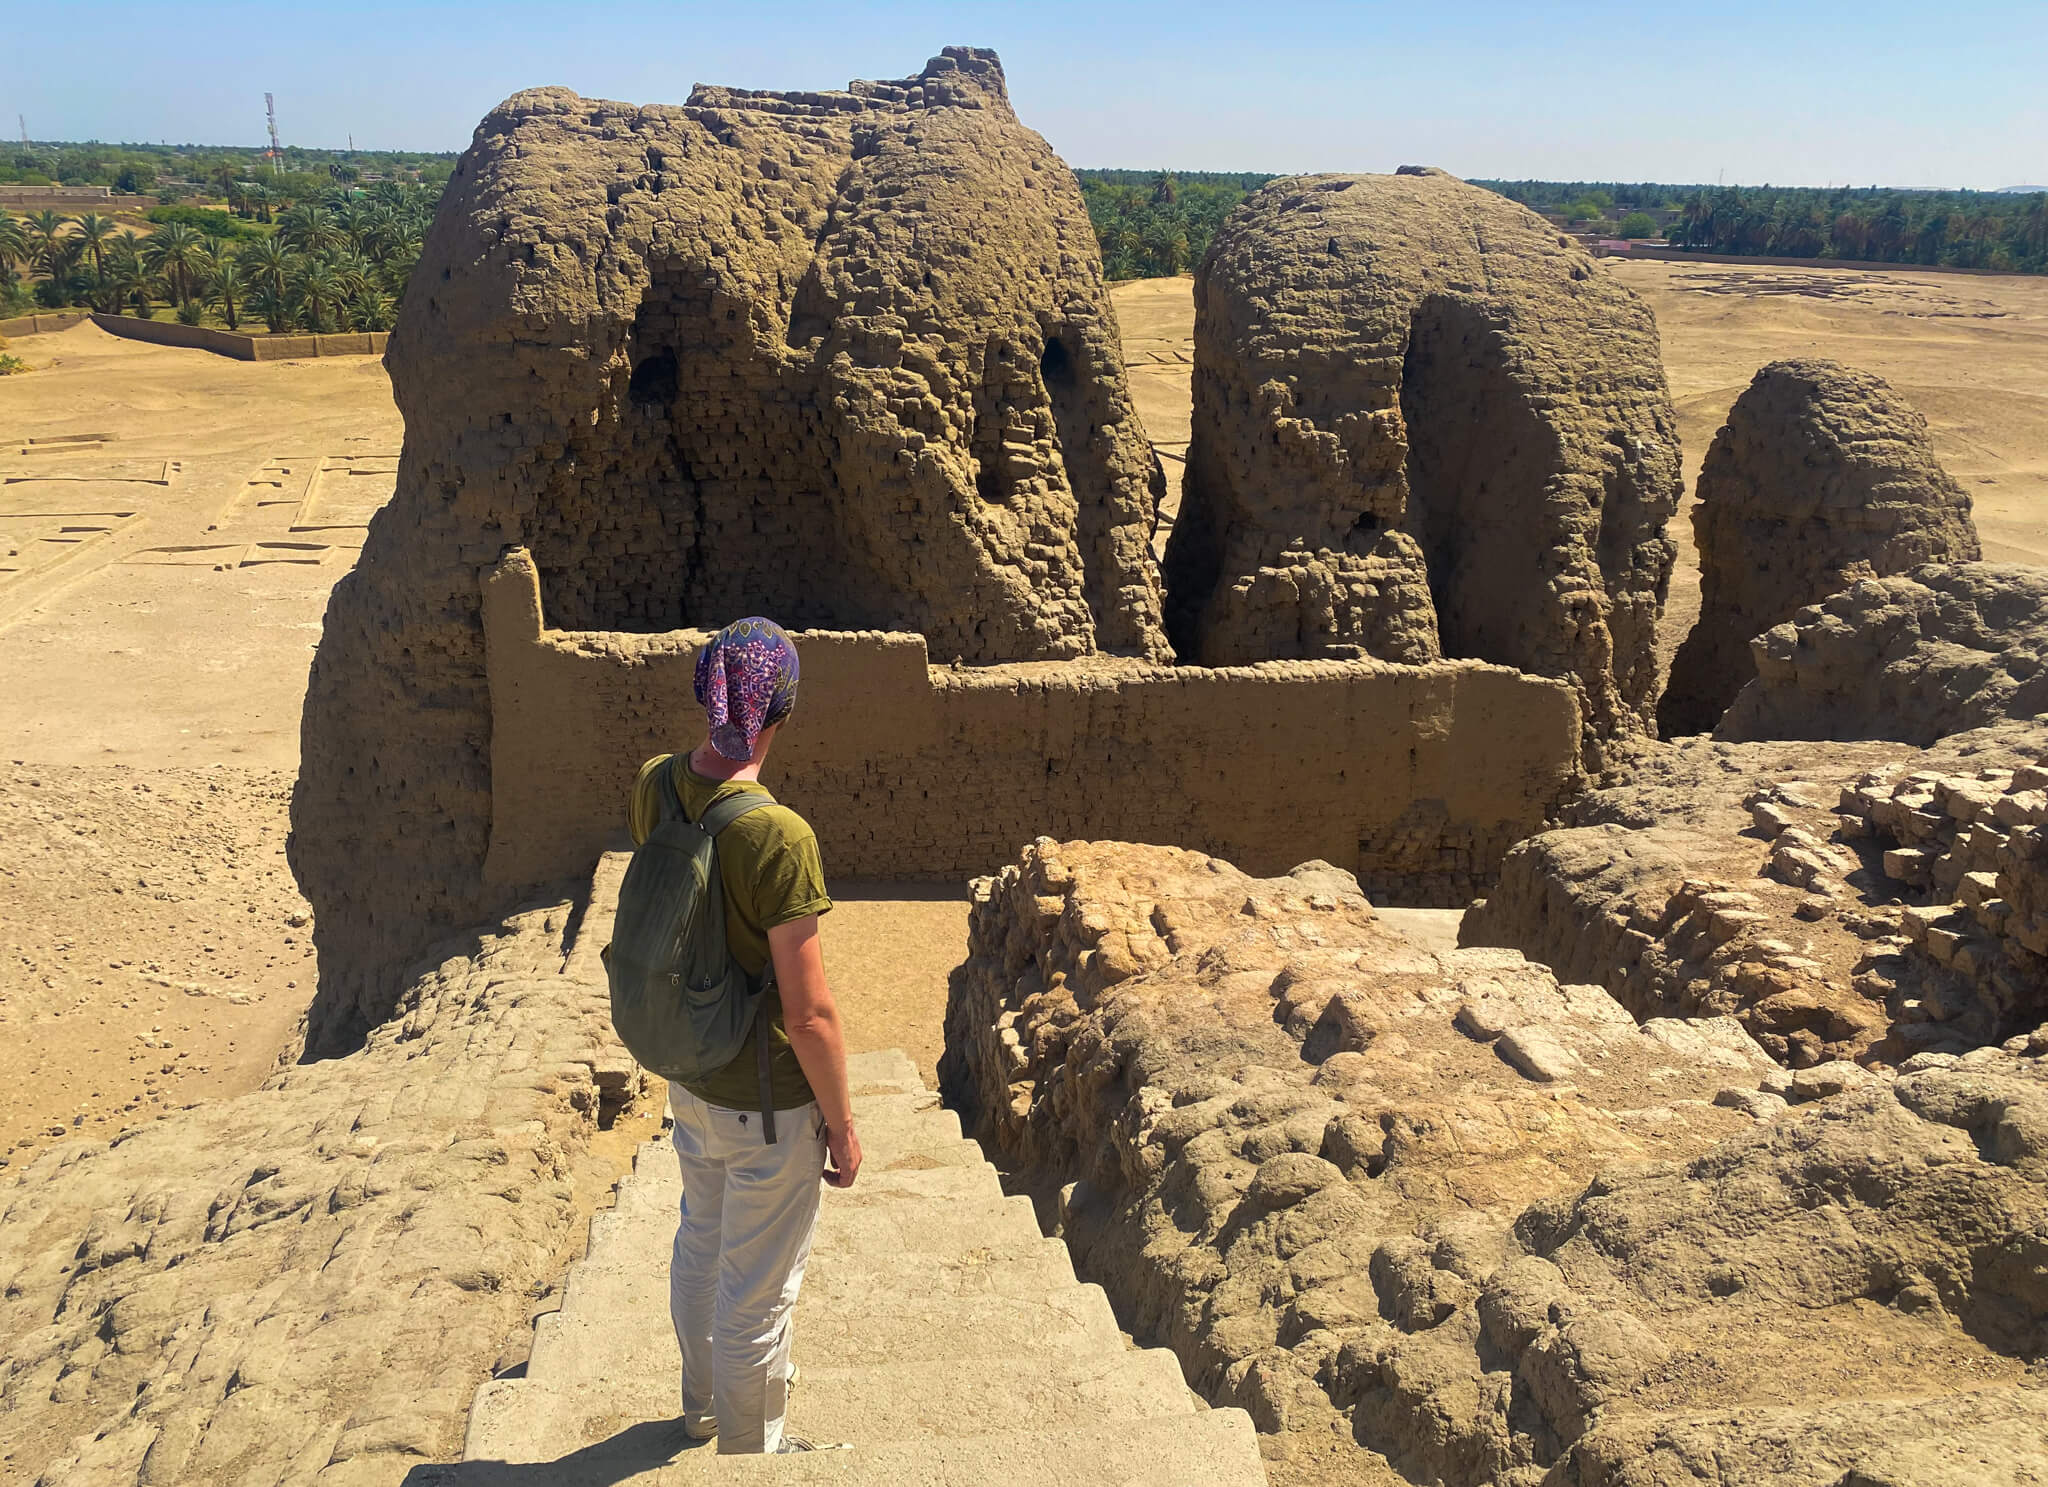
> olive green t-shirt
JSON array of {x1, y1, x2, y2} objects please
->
[{"x1": 627, "y1": 754, "x2": 831, "y2": 1111}]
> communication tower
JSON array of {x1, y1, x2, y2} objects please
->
[{"x1": 266, "y1": 93, "x2": 282, "y2": 176}]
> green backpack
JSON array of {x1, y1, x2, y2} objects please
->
[{"x1": 606, "y1": 763, "x2": 781, "y2": 1138}]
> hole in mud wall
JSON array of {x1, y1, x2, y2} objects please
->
[
  {"x1": 524, "y1": 269, "x2": 841, "y2": 634},
  {"x1": 627, "y1": 347, "x2": 679, "y2": 406},
  {"x1": 1399, "y1": 296, "x2": 1553, "y2": 667}
]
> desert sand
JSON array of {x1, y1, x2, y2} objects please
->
[{"x1": 1, "y1": 256, "x2": 2041, "y2": 1167}]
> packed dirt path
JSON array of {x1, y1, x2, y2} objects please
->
[{"x1": 1110, "y1": 261, "x2": 2048, "y2": 673}]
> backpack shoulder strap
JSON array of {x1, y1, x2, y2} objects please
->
[
  {"x1": 693, "y1": 788, "x2": 776, "y2": 838},
  {"x1": 653, "y1": 755, "x2": 687, "y2": 823}
]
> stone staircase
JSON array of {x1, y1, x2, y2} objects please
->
[{"x1": 446, "y1": 1049, "x2": 1266, "y2": 1485}]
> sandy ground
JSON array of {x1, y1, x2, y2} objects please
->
[
  {"x1": 0, "y1": 326, "x2": 399, "y2": 1167},
  {"x1": 3, "y1": 258, "x2": 2041, "y2": 1166},
  {"x1": 1617, "y1": 260, "x2": 2048, "y2": 663},
  {"x1": 0, "y1": 323, "x2": 401, "y2": 766},
  {"x1": 1109, "y1": 262, "x2": 2048, "y2": 669}
]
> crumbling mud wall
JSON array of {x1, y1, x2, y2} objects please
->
[
  {"x1": 450, "y1": 549, "x2": 1580, "y2": 1028},
  {"x1": 295, "y1": 50, "x2": 1172, "y2": 1049},
  {"x1": 0, "y1": 884, "x2": 639, "y2": 1487},
  {"x1": 941, "y1": 839, "x2": 2048, "y2": 1487},
  {"x1": 1836, "y1": 749, "x2": 2048, "y2": 1051},
  {"x1": 1660, "y1": 359, "x2": 1980, "y2": 736},
  {"x1": 1165, "y1": 168, "x2": 1682, "y2": 761},
  {"x1": 1463, "y1": 720, "x2": 2048, "y2": 1068},
  {"x1": 1719, "y1": 563, "x2": 2048, "y2": 745}
]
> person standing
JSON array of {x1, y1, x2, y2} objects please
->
[{"x1": 626, "y1": 617, "x2": 862, "y2": 1454}]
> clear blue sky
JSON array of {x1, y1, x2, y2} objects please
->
[{"x1": 7, "y1": 0, "x2": 2043, "y2": 188}]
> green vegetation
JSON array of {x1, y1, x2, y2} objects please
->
[
  {"x1": 1477, "y1": 180, "x2": 2048, "y2": 272},
  {"x1": 3, "y1": 138, "x2": 456, "y2": 195},
  {"x1": 0, "y1": 334, "x2": 26, "y2": 375},
  {"x1": 145, "y1": 205, "x2": 270, "y2": 241},
  {"x1": 1077, "y1": 170, "x2": 2047, "y2": 281},
  {"x1": 1074, "y1": 170, "x2": 1275, "y2": 280},
  {"x1": 0, "y1": 179, "x2": 433, "y2": 331}
]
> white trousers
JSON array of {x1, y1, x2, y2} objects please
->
[{"x1": 667, "y1": 1083, "x2": 826, "y2": 1454}]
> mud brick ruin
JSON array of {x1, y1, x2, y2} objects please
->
[
  {"x1": 292, "y1": 54, "x2": 1625, "y2": 1047},
  {"x1": 8, "y1": 46, "x2": 2035, "y2": 1487},
  {"x1": 1166, "y1": 168, "x2": 1684, "y2": 765},
  {"x1": 1660, "y1": 358, "x2": 1981, "y2": 735}
]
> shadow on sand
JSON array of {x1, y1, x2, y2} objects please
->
[{"x1": 399, "y1": 1419, "x2": 710, "y2": 1485}]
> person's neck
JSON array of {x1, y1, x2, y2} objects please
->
[{"x1": 689, "y1": 741, "x2": 764, "y2": 783}]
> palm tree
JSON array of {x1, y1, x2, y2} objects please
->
[
  {"x1": 72, "y1": 212, "x2": 115, "y2": 278},
  {"x1": 358, "y1": 204, "x2": 392, "y2": 259},
  {"x1": 1141, "y1": 221, "x2": 1190, "y2": 276},
  {"x1": 2024, "y1": 194, "x2": 2048, "y2": 264},
  {"x1": 204, "y1": 250, "x2": 246, "y2": 330},
  {"x1": 291, "y1": 255, "x2": 342, "y2": 332},
  {"x1": 244, "y1": 181, "x2": 273, "y2": 224},
  {"x1": 279, "y1": 203, "x2": 345, "y2": 257},
  {"x1": 142, "y1": 222, "x2": 207, "y2": 308},
  {"x1": 241, "y1": 234, "x2": 292, "y2": 302},
  {"x1": 345, "y1": 287, "x2": 395, "y2": 332},
  {"x1": 101, "y1": 239, "x2": 153, "y2": 318},
  {"x1": 94, "y1": 239, "x2": 136, "y2": 313},
  {"x1": 329, "y1": 248, "x2": 376, "y2": 301},
  {"x1": 377, "y1": 226, "x2": 422, "y2": 290},
  {"x1": 36, "y1": 237, "x2": 85, "y2": 307},
  {"x1": 0, "y1": 209, "x2": 27, "y2": 283},
  {"x1": 334, "y1": 199, "x2": 376, "y2": 255},
  {"x1": 26, "y1": 210, "x2": 71, "y2": 283},
  {"x1": 250, "y1": 284, "x2": 292, "y2": 333}
]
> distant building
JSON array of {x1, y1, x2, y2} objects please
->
[{"x1": 0, "y1": 184, "x2": 113, "y2": 203}]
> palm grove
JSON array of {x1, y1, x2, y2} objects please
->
[{"x1": 0, "y1": 179, "x2": 436, "y2": 333}]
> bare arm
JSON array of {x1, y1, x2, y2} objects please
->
[{"x1": 767, "y1": 915, "x2": 860, "y2": 1187}]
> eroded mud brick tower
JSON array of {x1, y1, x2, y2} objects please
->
[
  {"x1": 1166, "y1": 167, "x2": 1683, "y2": 753},
  {"x1": 294, "y1": 52, "x2": 1673, "y2": 1047}
]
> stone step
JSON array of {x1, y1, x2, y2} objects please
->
[
  {"x1": 558, "y1": 1220, "x2": 1080, "y2": 1323},
  {"x1": 720, "y1": 1412, "x2": 1265, "y2": 1485},
  {"x1": 466, "y1": 1345, "x2": 1197, "y2": 1462},
  {"x1": 617, "y1": 1145, "x2": 992, "y2": 1223},
  {"x1": 619, "y1": 1096, "x2": 980, "y2": 1197},
  {"x1": 614, "y1": 1125, "x2": 993, "y2": 1218},
  {"x1": 612, "y1": 1156, "x2": 1012, "y2": 1227},
  {"x1": 530, "y1": 1275, "x2": 1126, "y2": 1377},
  {"x1": 444, "y1": 1409, "x2": 1264, "y2": 1485},
  {"x1": 842, "y1": 1048, "x2": 923, "y2": 1094},
  {"x1": 456, "y1": 1050, "x2": 1266, "y2": 1486}
]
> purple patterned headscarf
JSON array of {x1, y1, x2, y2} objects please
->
[{"x1": 694, "y1": 617, "x2": 800, "y2": 761}]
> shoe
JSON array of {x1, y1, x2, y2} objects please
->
[
  {"x1": 773, "y1": 1434, "x2": 850, "y2": 1454},
  {"x1": 667, "y1": 1417, "x2": 714, "y2": 1452}
]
